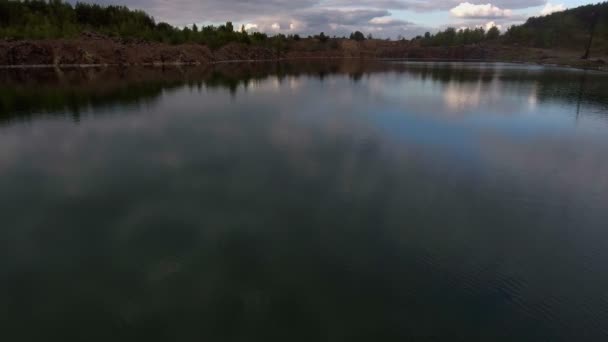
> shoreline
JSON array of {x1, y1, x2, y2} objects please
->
[
  {"x1": 1, "y1": 57, "x2": 606, "y2": 72},
  {"x1": 2, "y1": 37, "x2": 607, "y2": 72}
]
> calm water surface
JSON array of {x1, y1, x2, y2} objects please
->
[{"x1": 1, "y1": 61, "x2": 608, "y2": 341}]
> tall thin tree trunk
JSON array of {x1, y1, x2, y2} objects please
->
[{"x1": 582, "y1": 12, "x2": 598, "y2": 60}]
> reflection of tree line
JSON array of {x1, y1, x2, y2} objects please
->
[
  {"x1": 2, "y1": 61, "x2": 607, "y2": 123},
  {"x1": 0, "y1": 67, "x2": 186, "y2": 123},
  {"x1": 405, "y1": 63, "x2": 608, "y2": 117}
]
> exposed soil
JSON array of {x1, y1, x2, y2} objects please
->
[
  {"x1": 0, "y1": 32, "x2": 283, "y2": 66},
  {"x1": 1, "y1": 33, "x2": 606, "y2": 71}
]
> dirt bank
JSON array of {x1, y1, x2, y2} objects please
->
[
  {"x1": 1, "y1": 34, "x2": 606, "y2": 70},
  {"x1": 0, "y1": 33, "x2": 277, "y2": 66}
]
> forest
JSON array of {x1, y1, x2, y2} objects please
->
[
  {"x1": 0, "y1": 0, "x2": 273, "y2": 47},
  {"x1": 416, "y1": 26, "x2": 501, "y2": 46},
  {"x1": 418, "y1": 2, "x2": 607, "y2": 52},
  {"x1": 506, "y1": 2, "x2": 608, "y2": 50},
  {"x1": 1, "y1": 0, "x2": 607, "y2": 53}
]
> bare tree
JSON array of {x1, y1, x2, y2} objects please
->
[{"x1": 581, "y1": 11, "x2": 599, "y2": 60}]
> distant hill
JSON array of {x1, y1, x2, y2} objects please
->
[{"x1": 505, "y1": 2, "x2": 608, "y2": 54}]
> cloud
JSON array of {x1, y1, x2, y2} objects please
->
[
  {"x1": 324, "y1": 0, "x2": 544, "y2": 11},
  {"x1": 369, "y1": 16, "x2": 399, "y2": 25},
  {"x1": 299, "y1": 8, "x2": 391, "y2": 27},
  {"x1": 76, "y1": 0, "x2": 319, "y2": 24},
  {"x1": 244, "y1": 8, "x2": 426, "y2": 37},
  {"x1": 484, "y1": 21, "x2": 502, "y2": 31},
  {"x1": 65, "y1": 0, "x2": 547, "y2": 38},
  {"x1": 540, "y1": 3, "x2": 566, "y2": 16},
  {"x1": 450, "y1": 3, "x2": 512, "y2": 19},
  {"x1": 453, "y1": 20, "x2": 503, "y2": 32}
]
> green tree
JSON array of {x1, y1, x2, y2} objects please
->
[
  {"x1": 350, "y1": 31, "x2": 365, "y2": 41},
  {"x1": 486, "y1": 26, "x2": 500, "y2": 40},
  {"x1": 318, "y1": 32, "x2": 329, "y2": 42},
  {"x1": 225, "y1": 21, "x2": 234, "y2": 33}
]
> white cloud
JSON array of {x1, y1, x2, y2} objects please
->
[
  {"x1": 244, "y1": 23, "x2": 259, "y2": 31},
  {"x1": 70, "y1": 0, "x2": 548, "y2": 39},
  {"x1": 369, "y1": 16, "x2": 395, "y2": 24},
  {"x1": 484, "y1": 21, "x2": 502, "y2": 31},
  {"x1": 455, "y1": 21, "x2": 503, "y2": 32},
  {"x1": 450, "y1": 2, "x2": 513, "y2": 18},
  {"x1": 324, "y1": 0, "x2": 544, "y2": 11},
  {"x1": 540, "y1": 3, "x2": 566, "y2": 16}
]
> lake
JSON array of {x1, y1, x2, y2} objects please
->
[{"x1": 1, "y1": 61, "x2": 608, "y2": 341}]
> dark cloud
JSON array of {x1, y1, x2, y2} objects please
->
[
  {"x1": 245, "y1": 8, "x2": 427, "y2": 38},
  {"x1": 299, "y1": 9, "x2": 391, "y2": 26},
  {"x1": 68, "y1": 0, "x2": 320, "y2": 24}
]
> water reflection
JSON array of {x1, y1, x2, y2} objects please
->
[
  {"x1": 1, "y1": 61, "x2": 608, "y2": 125},
  {"x1": 1, "y1": 61, "x2": 608, "y2": 341}
]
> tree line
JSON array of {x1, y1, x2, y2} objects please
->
[
  {"x1": 413, "y1": 1, "x2": 607, "y2": 57},
  {"x1": 0, "y1": 0, "x2": 377, "y2": 49},
  {"x1": 416, "y1": 26, "x2": 501, "y2": 47},
  {"x1": 1, "y1": 0, "x2": 606, "y2": 54},
  {"x1": 503, "y1": 2, "x2": 608, "y2": 53},
  {"x1": 0, "y1": 0, "x2": 275, "y2": 47}
]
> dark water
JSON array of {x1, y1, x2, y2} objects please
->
[{"x1": 1, "y1": 61, "x2": 608, "y2": 341}]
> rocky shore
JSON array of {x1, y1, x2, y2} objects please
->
[{"x1": 1, "y1": 33, "x2": 606, "y2": 70}]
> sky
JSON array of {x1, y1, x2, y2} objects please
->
[{"x1": 84, "y1": 0, "x2": 597, "y2": 38}]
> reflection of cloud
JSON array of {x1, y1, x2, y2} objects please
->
[
  {"x1": 443, "y1": 81, "x2": 483, "y2": 111},
  {"x1": 441, "y1": 76, "x2": 507, "y2": 114},
  {"x1": 243, "y1": 78, "x2": 282, "y2": 93},
  {"x1": 289, "y1": 77, "x2": 302, "y2": 91},
  {"x1": 0, "y1": 132, "x2": 20, "y2": 171},
  {"x1": 478, "y1": 133, "x2": 608, "y2": 206},
  {"x1": 528, "y1": 82, "x2": 538, "y2": 109}
]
